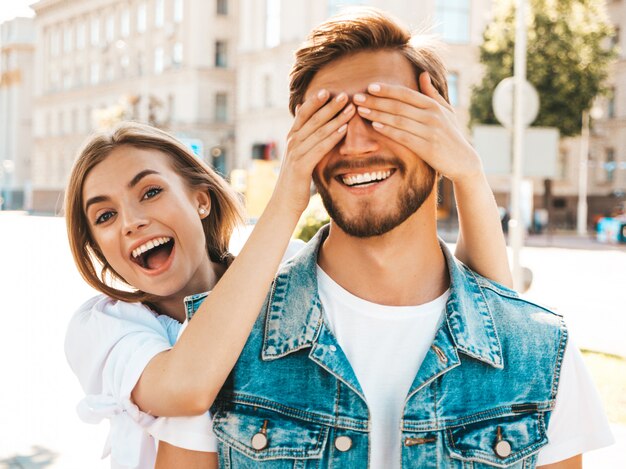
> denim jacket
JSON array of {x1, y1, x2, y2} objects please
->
[{"x1": 186, "y1": 226, "x2": 567, "y2": 468}]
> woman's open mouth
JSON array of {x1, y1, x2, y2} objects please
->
[{"x1": 130, "y1": 237, "x2": 175, "y2": 271}]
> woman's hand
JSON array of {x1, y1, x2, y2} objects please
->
[
  {"x1": 354, "y1": 72, "x2": 483, "y2": 185},
  {"x1": 272, "y1": 89, "x2": 356, "y2": 215}
]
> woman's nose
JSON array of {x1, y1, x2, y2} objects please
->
[{"x1": 121, "y1": 207, "x2": 149, "y2": 236}]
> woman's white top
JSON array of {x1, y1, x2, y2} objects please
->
[
  {"x1": 65, "y1": 240, "x2": 305, "y2": 468},
  {"x1": 65, "y1": 295, "x2": 215, "y2": 469}
]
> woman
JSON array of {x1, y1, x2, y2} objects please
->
[{"x1": 64, "y1": 88, "x2": 511, "y2": 468}]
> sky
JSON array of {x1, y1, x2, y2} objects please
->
[{"x1": 0, "y1": 1, "x2": 35, "y2": 25}]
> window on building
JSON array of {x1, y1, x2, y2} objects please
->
[
  {"x1": 137, "y1": 2, "x2": 147, "y2": 33},
  {"x1": 76, "y1": 22, "x2": 85, "y2": 49},
  {"x1": 85, "y1": 106, "x2": 93, "y2": 132},
  {"x1": 137, "y1": 52, "x2": 144, "y2": 76},
  {"x1": 174, "y1": 0, "x2": 184, "y2": 23},
  {"x1": 558, "y1": 149, "x2": 568, "y2": 179},
  {"x1": 120, "y1": 55, "x2": 130, "y2": 76},
  {"x1": 264, "y1": 74, "x2": 272, "y2": 107},
  {"x1": 121, "y1": 8, "x2": 130, "y2": 37},
  {"x1": 172, "y1": 42, "x2": 183, "y2": 66},
  {"x1": 155, "y1": 0, "x2": 164, "y2": 27},
  {"x1": 63, "y1": 26, "x2": 73, "y2": 53},
  {"x1": 606, "y1": 148, "x2": 616, "y2": 183},
  {"x1": 154, "y1": 47, "x2": 164, "y2": 74},
  {"x1": 106, "y1": 14, "x2": 115, "y2": 43},
  {"x1": 265, "y1": 0, "x2": 280, "y2": 48},
  {"x1": 51, "y1": 29, "x2": 60, "y2": 56},
  {"x1": 58, "y1": 111, "x2": 66, "y2": 135},
  {"x1": 435, "y1": 0, "x2": 470, "y2": 44},
  {"x1": 608, "y1": 88, "x2": 616, "y2": 118},
  {"x1": 63, "y1": 71, "x2": 72, "y2": 89},
  {"x1": 215, "y1": 93, "x2": 228, "y2": 122},
  {"x1": 105, "y1": 61, "x2": 114, "y2": 81},
  {"x1": 50, "y1": 68, "x2": 60, "y2": 91},
  {"x1": 168, "y1": 94, "x2": 175, "y2": 122},
  {"x1": 90, "y1": 17, "x2": 100, "y2": 46},
  {"x1": 447, "y1": 72, "x2": 459, "y2": 107},
  {"x1": 217, "y1": 0, "x2": 228, "y2": 15},
  {"x1": 90, "y1": 62, "x2": 99, "y2": 84},
  {"x1": 71, "y1": 108, "x2": 78, "y2": 134},
  {"x1": 75, "y1": 66, "x2": 83, "y2": 87},
  {"x1": 215, "y1": 40, "x2": 227, "y2": 67}
]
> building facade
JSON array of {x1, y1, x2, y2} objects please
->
[
  {"x1": 31, "y1": 0, "x2": 238, "y2": 212},
  {"x1": 0, "y1": 17, "x2": 35, "y2": 210}
]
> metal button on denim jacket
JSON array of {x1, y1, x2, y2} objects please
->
[{"x1": 188, "y1": 226, "x2": 567, "y2": 468}]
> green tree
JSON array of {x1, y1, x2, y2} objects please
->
[{"x1": 470, "y1": 0, "x2": 616, "y2": 137}]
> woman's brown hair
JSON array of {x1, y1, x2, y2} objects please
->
[
  {"x1": 64, "y1": 121, "x2": 244, "y2": 304},
  {"x1": 289, "y1": 7, "x2": 449, "y2": 115}
]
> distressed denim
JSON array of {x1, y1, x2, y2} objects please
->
[{"x1": 188, "y1": 226, "x2": 567, "y2": 468}]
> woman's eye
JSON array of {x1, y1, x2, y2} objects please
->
[
  {"x1": 95, "y1": 211, "x2": 115, "y2": 225},
  {"x1": 143, "y1": 187, "x2": 163, "y2": 199}
]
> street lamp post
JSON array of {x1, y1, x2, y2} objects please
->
[
  {"x1": 576, "y1": 110, "x2": 590, "y2": 236},
  {"x1": 576, "y1": 106, "x2": 603, "y2": 236},
  {"x1": 510, "y1": 0, "x2": 529, "y2": 291}
]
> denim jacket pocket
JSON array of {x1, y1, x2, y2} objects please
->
[
  {"x1": 444, "y1": 411, "x2": 548, "y2": 468},
  {"x1": 212, "y1": 403, "x2": 329, "y2": 465}
]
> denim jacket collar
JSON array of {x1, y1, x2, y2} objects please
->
[{"x1": 261, "y1": 224, "x2": 504, "y2": 369}]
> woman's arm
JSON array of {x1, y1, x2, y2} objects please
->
[
  {"x1": 132, "y1": 89, "x2": 356, "y2": 416},
  {"x1": 453, "y1": 171, "x2": 513, "y2": 288},
  {"x1": 155, "y1": 442, "x2": 217, "y2": 469}
]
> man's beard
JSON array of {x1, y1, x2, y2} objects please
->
[{"x1": 313, "y1": 157, "x2": 436, "y2": 238}]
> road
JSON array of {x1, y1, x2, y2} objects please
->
[{"x1": 0, "y1": 213, "x2": 624, "y2": 468}]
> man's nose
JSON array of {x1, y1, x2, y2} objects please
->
[
  {"x1": 121, "y1": 206, "x2": 149, "y2": 236},
  {"x1": 338, "y1": 112, "x2": 379, "y2": 156}
]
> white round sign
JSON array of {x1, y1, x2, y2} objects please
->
[{"x1": 492, "y1": 77, "x2": 540, "y2": 129}]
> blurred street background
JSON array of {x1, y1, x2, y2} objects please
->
[{"x1": 2, "y1": 0, "x2": 626, "y2": 467}]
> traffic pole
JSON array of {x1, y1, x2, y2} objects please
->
[{"x1": 509, "y1": 0, "x2": 528, "y2": 291}]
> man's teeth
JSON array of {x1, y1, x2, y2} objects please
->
[
  {"x1": 132, "y1": 237, "x2": 172, "y2": 259},
  {"x1": 342, "y1": 170, "x2": 392, "y2": 187}
]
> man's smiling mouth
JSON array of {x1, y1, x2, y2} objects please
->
[
  {"x1": 338, "y1": 169, "x2": 395, "y2": 187},
  {"x1": 131, "y1": 237, "x2": 175, "y2": 270}
]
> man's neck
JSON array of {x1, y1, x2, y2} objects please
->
[{"x1": 317, "y1": 209, "x2": 449, "y2": 307}]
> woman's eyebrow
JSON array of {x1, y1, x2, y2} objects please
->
[
  {"x1": 84, "y1": 170, "x2": 161, "y2": 212},
  {"x1": 84, "y1": 195, "x2": 109, "y2": 212},
  {"x1": 128, "y1": 169, "x2": 160, "y2": 188}
]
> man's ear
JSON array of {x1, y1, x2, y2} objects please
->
[{"x1": 195, "y1": 189, "x2": 212, "y2": 219}]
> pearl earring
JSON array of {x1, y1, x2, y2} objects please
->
[{"x1": 198, "y1": 207, "x2": 207, "y2": 216}]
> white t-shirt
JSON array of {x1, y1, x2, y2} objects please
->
[
  {"x1": 65, "y1": 295, "x2": 217, "y2": 469},
  {"x1": 317, "y1": 266, "x2": 614, "y2": 468},
  {"x1": 65, "y1": 240, "x2": 305, "y2": 468}
]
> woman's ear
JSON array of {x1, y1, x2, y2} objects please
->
[{"x1": 195, "y1": 189, "x2": 211, "y2": 219}]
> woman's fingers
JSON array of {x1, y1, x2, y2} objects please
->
[
  {"x1": 291, "y1": 89, "x2": 331, "y2": 133},
  {"x1": 297, "y1": 104, "x2": 355, "y2": 165},
  {"x1": 287, "y1": 91, "x2": 353, "y2": 167},
  {"x1": 418, "y1": 72, "x2": 453, "y2": 111},
  {"x1": 356, "y1": 105, "x2": 430, "y2": 137}
]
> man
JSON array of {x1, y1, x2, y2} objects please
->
[{"x1": 162, "y1": 7, "x2": 613, "y2": 468}]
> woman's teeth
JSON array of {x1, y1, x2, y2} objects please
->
[
  {"x1": 132, "y1": 237, "x2": 172, "y2": 259},
  {"x1": 342, "y1": 170, "x2": 392, "y2": 187}
]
